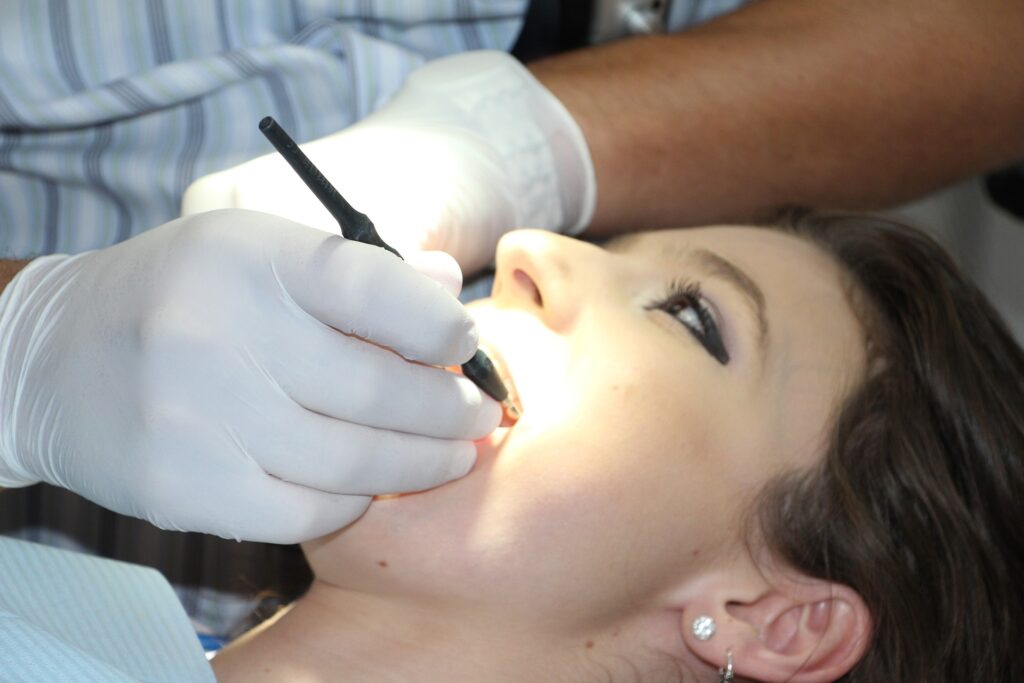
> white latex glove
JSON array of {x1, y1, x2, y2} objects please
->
[
  {"x1": 0, "y1": 209, "x2": 499, "y2": 544},
  {"x1": 182, "y1": 50, "x2": 597, "y2": 274}
]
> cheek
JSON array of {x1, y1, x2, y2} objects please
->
[{"x1": 478, "y1": 356, "x2": 729, "y2": 595}]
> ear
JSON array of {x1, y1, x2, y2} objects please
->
[{"x1": 679, "y1": 574, "x2": 872, "y2": 683}]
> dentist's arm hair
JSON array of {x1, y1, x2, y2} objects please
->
[{"x1": 531, "y1": 0, "x2": 1024, "y2": 237}]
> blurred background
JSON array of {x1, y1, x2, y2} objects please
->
[{"x1": 893, "y1": 178, "x2": 1024, "y2": 343}]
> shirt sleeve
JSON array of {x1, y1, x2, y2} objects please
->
[
  {"x1": 0, "y1": 0, "x2": 528, "y2": 259},
  {"x1": 0, "y1": 536, "x2": 215, "y2": 683}
]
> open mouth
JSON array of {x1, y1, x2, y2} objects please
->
[{"x1": 478, "y1": 342, "x2": 522, "y2": 426}]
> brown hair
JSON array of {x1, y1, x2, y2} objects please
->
[{"x1": 752, "y1": 211, "x2": 1024, "y2": 681}]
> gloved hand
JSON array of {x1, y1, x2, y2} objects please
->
[
  {"x1": 0, "y1": 209, "x2": 499, "y2": 544},
  {"x1": 182, "y1": 50, "x2": 597, "y2": 274}
]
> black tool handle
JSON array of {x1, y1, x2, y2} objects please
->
[
  {"x1": 460, "y1": 350, "x2": 509, "y2": 403},
  {"x1": 258, "y1": 116, "x2": 402, "y2": 259}
]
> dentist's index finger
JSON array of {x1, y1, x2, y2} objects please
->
[
  {"x1": 403, "y1": 250, "x2": 463, "y2": 298},
  {"x1": 276, "y1": 232, "x2": 478, "y2": 367}
]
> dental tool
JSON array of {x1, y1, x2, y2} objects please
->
[{"x1": 259, "y1": 116, "x2": 521, "y2": 422}]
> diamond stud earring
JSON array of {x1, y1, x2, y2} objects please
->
[{"x1": 691, "y1": 615, "x2": 717, "y2": 641}]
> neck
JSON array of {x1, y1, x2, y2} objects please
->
[{"x1": 212, "y1": 579, "x2": 609, "y2": 683}]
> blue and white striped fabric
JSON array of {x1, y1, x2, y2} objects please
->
[
  {"x1": 0, "y1": 0, "x2": 529, "y2": 258},
  {"x1": 0, "y1": 536, "x2": 214, "y2": 682}
]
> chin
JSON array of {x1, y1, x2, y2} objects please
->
[
  {"x1": 357, "y1": 427, "x2": 511, "y2": 532},
  {"x1": 303, "y1": 426, "x2": 524, "y2": 592}
]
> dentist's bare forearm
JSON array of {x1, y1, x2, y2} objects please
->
[
  {"x1": 529, "y1": 0, "x2": 1024, "y2": 236},
  {"x1": 0, "y1": 261, "x2": 31, "y2": 296}
]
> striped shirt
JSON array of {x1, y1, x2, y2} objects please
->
[
  {"x1": 0, "y1": 0, "x2": 530, "y2": 257},
  {"x1": 0, "y1": 0, "x2": 748, "y2": 259}
]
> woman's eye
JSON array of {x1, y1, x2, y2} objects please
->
[{"x1": 647, "y1": 281, "x2": 730, "y2": 365}]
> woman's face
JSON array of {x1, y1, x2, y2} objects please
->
[{"x1": 305, "y1": 226, "x2": 866, "y2": 632}]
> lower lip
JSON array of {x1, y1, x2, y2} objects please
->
[{"x1": 475, "y1": 424, "x2": 513, "y2": 452}]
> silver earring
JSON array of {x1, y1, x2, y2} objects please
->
[
  {"x1": 718, "y1": 649, "x2": 734, "y2": 682},
  {"x1": 691, "y1": 615, "x2": 716, "y2": 641}
]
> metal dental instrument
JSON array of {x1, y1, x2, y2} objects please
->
[{"x1": 259, "y1": 116, "x2": 521, "y2": 421}]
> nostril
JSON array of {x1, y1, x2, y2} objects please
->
[{"x1": 513, "y1": 268, "x2": 543, "y2": 306}]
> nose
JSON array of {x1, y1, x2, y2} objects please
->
[{"x1": 491, "y1": 229, "x2": 591, "y2": 330}]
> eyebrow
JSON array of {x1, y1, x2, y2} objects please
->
[
  {"x1": 605, "y1": 234, "x2": 770, "y2": 356},
  {"x1": 687, "y1": 247, "x2": 769, "y2": 357}
]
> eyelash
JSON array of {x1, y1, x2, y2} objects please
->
[{"x1": 646, "y1": 279, "x2": 731, "y2": 365}]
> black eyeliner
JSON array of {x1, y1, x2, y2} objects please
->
[{"x1": 648, "y1": 279, "x2": 731, "y2": 365}]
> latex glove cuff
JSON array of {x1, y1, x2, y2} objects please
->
[
  {"x1": 383, "y1": 50, "x2": 597, "y2": 236},
  {"x1": 0, "y1": 254, "x2": 77, "y2": 487}
]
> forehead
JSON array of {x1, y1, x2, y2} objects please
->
[
  {"x1": 610, "y1": 225, "x2": 818, "y2": 266},
  {"x1": 607, "y1": 226, "x2": 854, "y2": 315}
]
